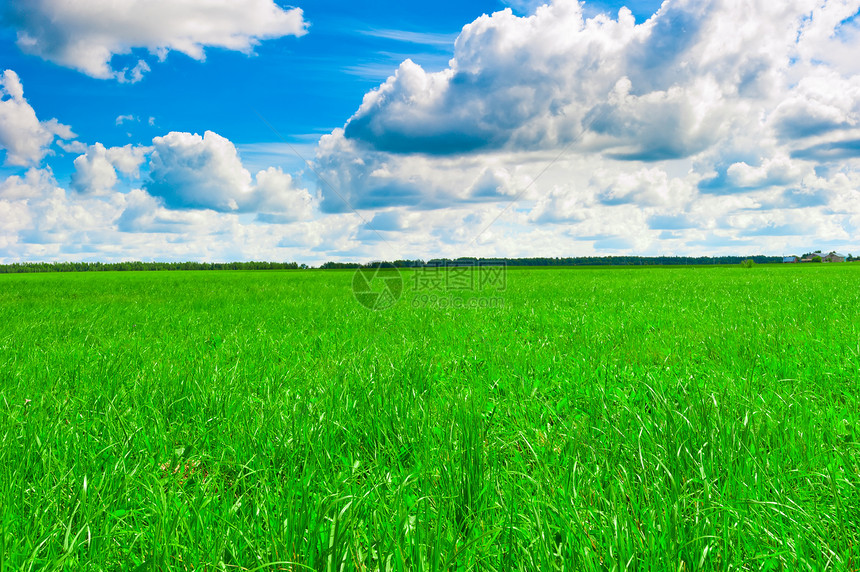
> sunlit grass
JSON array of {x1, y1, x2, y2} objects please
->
[{"x1": 0, "y1": 265, "x2": 858, "y2": 569}]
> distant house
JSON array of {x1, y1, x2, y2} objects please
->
[
  {"x1": 783, "y1": 256, "x2": 799, "y2": 263},
  {"x1": 801, "y1": 251, "x2": 824, "y2": 262},
  {"x1": 824, "y1": 252, "x2": 846, "y2": 263}
]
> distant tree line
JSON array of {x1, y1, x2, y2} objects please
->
[
  {"x1": 323, "y1": 255, "x2": 784, "y2": 269},
  {"x1": 0, "y1": 255, "x2": 797, "y2": 274},
  {"x1": 0, "y1": 261, "x2": 303, "y2": 274},
  {"x1": 427, "y1": 256, "x2": 783, "y2": 266},
  {"x1": 320, "y1": 260, "x2": 424, "y2": 269}
]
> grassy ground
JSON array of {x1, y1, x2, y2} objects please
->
[{"x1": 0, "y1": 264, "x2": 858, "y2": 570}]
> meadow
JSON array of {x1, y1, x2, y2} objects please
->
[{"x1": 0, "y1": 264, "x2": 858, "y2": 570}]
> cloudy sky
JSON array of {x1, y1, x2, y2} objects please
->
[{"x1": 1, "y1": 0, "x2": 859, "y2": 264}]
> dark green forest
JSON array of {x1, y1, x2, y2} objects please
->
[{"x1": 0, "y1": 255, "x2": 799, "y2": 274}]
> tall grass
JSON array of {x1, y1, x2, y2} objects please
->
[{"x1": 0, "y1": 265, "x2": 858, "y2": 569}]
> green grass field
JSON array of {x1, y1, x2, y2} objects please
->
[{"x1": 1, "y1": 265, "x2": 859, "y2": 570}]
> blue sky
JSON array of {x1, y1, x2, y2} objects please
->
[{"x1": 1, "y1": 0, "x2": 859, "y2": 263}]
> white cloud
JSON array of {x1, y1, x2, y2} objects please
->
[
  {"x1": 5, "y1": 0, "x2": 308, "y2": 81},
  {"x1": 253, "y1": 167, "x2": 314, "y2": 222},
  {"x1": 71, "y1": 143, "x2": 151, "y2": 195},
  {"x1": 769, "y1": 71, "x2": 860, "y2": 139},
  {"x1": 307, "y1": 0, "x2": 860, "y2": 259},
  {"x1": 339, "y1": 0, "x2": 800, "y2": 159},
  {"x1": 316, "y1": 128, "x2": 559, "y2": 213},
  {"x1": 0, "y1": 166, "x2": 60, "y2": 200},
  {"x1": 146, "y1": 130, "x2": 314, "y2": 221},
  {"x1": 0, "y1": 125, "x2": 320, "y2": 262},
  {"x1": 328, "y1": 0, "x2": 860, "y2": 162},
  {"x1": 71, "y1": 147, "x2": 117, "y2": 196},
  {"x1": 0, "y1": 167, "x2": 341, "y2": 264},
  {"x1": 108, "y1": 144, "x2": 151, "y2": 177},
  {"x1": 595, "y1": 166, "x2": 695, "y2": 207},
  {"x1": 147, "y1": 131, "x2": 254, "y2": 211},
  {"x1": 0, "y1": 69, "x2": 74, "y2": 166},
  {"x1": 57, "y1": 140, "x2": 87, "y2": 154},
  {"x1": 0, "y1": 167, "x2": 121, "y2": 252},
  {"x1": 115, "y1": 189, "x2": 212, "y2": 234},
  {"x1": 725, "y1": 154, "x2": 809, "y2": 189}
]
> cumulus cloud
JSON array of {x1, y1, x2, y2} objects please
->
[
  {"x1": 0, "y1": 166, "x2": 60, "y2": 200},
  {"x1": 307, "y1": 0, "x2": 860, "y2": 259},
  {"x1": 769, "y1": 71, "x2": 860, "y2": 139},
  {"x1": 4, "y1": 0, "x2": 308, "y2": 81},
  {"x1": 0, "y1": 69, "x2": 74, "y2": 166},
  {"x1": 316, "y1": 128, "x2": 554, "y2": 213},
  {"x1": 57, "y1": 140, "x2": 87, "y2": 154},
  {"x1": 253, "y1": 167, "x2": 314, "y2": 222},
  {"x1": 792, "y1": 137, "x2": 860, "y2": 161},
  {"x1": 72, "y1": 149, "x2": 117, "y2": 196},
  {"x1": 71, "y1": 143, "x2": 151, "y2": 195},
  {"x1": 0, "y1": 166, "x2": 340, "y2": 264},
  {"x1": 595, "y1": 166, "x2": 694, "y2": 206},
  {"x1": 147, "y1": 131, "x2": 254, "y2": 211},
  {"x1": 338, "y1": 0, "x2": 815, "y2": 158},
  {"x1": 108, "y1": 144, "x2": 152, "y2": 177},
  {"x1": 146, "y1": 130, "x2": 313, "y2": 221},
  {"x1": 116, "y1": 189, "x2": 211, "y2": 234},
  {"x1": 725, "y1": 154, "x2": 809, "y2": 189},
  {"x1": 0, "y1": 167, "x2": 120, "y2": 250}
]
